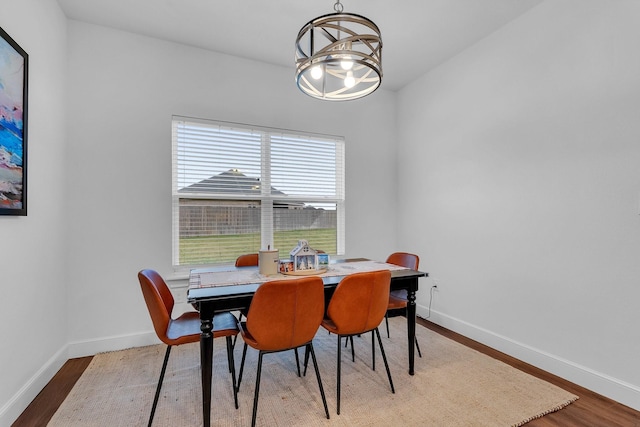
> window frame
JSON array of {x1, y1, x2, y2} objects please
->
[{"x1": 171, "y1": 116, "x2": 345, "y2": 269}]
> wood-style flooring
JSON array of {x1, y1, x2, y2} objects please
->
[{"x1": 11, "y1": 319, "x2": 640, "y2": 426}]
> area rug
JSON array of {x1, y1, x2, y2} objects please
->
[{"x1": 48, "y1": 317, "x2": 577, "y2": 426}]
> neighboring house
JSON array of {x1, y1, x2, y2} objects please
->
[{"x1": 178, "y1": 169, "x2": 333, "y2": 236}]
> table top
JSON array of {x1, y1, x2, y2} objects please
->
[{"x1": 187, "y1": 258, "x2": 427, "y2": 303}]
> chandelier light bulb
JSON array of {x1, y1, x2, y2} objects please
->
[
  {"x1": 340, "y1": 58, "x2": 353, "y2": 71},
  {"x1": 310, "y1": 65, "x2": 323, "y2": 80},
  {"x1": 344, "y1": 71, "x2": 355, "y2": 88}
]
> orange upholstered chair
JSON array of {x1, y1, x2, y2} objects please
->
[
  {"x1": 235, "y1": 253, "x2": 259, "y2": 267},
  {"x1": 233, "y1": 253, "x2": 258, "y2": 337},
  {"x1": 385, "y1": 252, "x2": 422, "y2": 357},
  {"x1": 138, "y1": 269, "x2": 239, "y2": 426},
  {"x1": 236, "y1": 277, "x2": 330, "y2": 427},
  {"x1": 321, "y1": 270, "x2": 395, "y2": 415},
  {"x1": 234, "y1": 252, "x2": 303, "y2": 372}
]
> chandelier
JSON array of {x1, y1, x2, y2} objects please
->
[{"x1": 295, "y1": 0, "x2": 383, "y2": 101}]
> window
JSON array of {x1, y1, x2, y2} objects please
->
[{"x1": 172, "y1": 116, "x2": 345, "y2": 267}]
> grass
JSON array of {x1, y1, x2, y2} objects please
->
[{"x1": 180, "y1": 228, "x2": 337, "y2": 264}]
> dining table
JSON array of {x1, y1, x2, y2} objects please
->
[{"x1": 187, "y1": 258, "x2": 427, "y2": 427}]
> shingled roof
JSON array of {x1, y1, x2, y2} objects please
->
[
  {"x1": 179, "y1": 169, "x2": 310, "y2": 208},
  {"x1": 179, "y1": 168, "x2": 286, "y2": 196}
]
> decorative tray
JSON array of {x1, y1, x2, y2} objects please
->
[{"x1": 282, "y1": 268, "x2": 327, "y2": 276}]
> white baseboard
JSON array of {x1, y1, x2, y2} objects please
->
[
  {"x1": 0, "y1": 346, "x2": 68, "y2": 427},
  {"x1": 67, "y1": 331, "x2": 160, "y2": 358},
  {"x1": 417, "y1": 305, "x2": 640, "y2": 412},
  {"x1": 0, "y1": 331, "x2": 159, "y2": 426}
]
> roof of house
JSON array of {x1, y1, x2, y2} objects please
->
[
  {"x1": 179, "y1": 169, "x2": 286, "y2": 196},
  {"x1": 179, "y1": 169, "x2": 308, "y2": 208}
]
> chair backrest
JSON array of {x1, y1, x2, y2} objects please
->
[
  {"x1": 386, "y1": 252, "x2": 419, "y2": 270},
  {"x1": 138, "y1": 269, "x2": 174, "y2": 343},
  {"x1": 326, "y1": 270, "x2": 391, "y2": 335},
  {"x1": 246, "y1": 277, "x2": 324, "y2": 351},
  {"x1": 235, "y1": 253, "x2": 259, "y2": 267}
]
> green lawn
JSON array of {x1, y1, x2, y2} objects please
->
[{"x1": 180, "y1": 228, "x2": 337, "y2": 265}]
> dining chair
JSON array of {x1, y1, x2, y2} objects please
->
[
  {"x1": 234, "y1": 252, "x2": 303, "y2": 373},
  {"x1": 236, "y1": 277, "x2": 330, "y2": 427},
  {"x1": 385, "y1": 252, "x2": 422, "y2": 358},
  {"x1": 319, "y1": 270, "x2": 395, "y2": 415},
  {"x1": 235, "y1": 253, "x2": 259, "y2": 267},
  {"x1": 233, "y1": 253, "x2": 257, "y2": 341},
  {"x1": 137, "y1": 269, "x2": 239, "y2": 427}
]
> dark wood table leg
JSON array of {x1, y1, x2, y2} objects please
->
[
  {"x1": 406, "y1": 284, "x2": 417, "y2": 375},
  {"x1": 199, "y1": 304, "x2": 214, "y2": 427}
]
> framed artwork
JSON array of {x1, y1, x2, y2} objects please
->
[{"x1": 0, "y1": 26, "x2": 28, "y2": 216}]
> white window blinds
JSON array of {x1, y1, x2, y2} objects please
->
[{"x1": 172, "y1": 116, "x2": 345, "y2": 267}]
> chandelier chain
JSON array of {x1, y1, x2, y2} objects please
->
[{"x1": 333, "y1": 0, "x2": 343, "y2": 13}]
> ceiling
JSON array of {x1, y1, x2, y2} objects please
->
[{"x1": 57, "y1": 0, "x2": 542, "y2": 91}]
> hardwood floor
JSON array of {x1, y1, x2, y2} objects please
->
[
  {"x1": 419, "y1": 319, "x2": 640, "y2": 427},
  {"x1": 12, "y1": 356, "x2": 92, "y2": 427},
  {"x1": 12, "y1": 319, "x2": 640, "y2": 426}
]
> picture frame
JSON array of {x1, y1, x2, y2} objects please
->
[{"x1": 0, "y1": 26, "x2": 28, "y2": 216}]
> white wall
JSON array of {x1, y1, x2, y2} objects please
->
[
  {"x1": 398, "y1": 0, "x2": 640, "y2": 410},
  {"x1": 63, "y1": 22, "x2": 398, "y2": 349},
  {"x1": 1, "y1": 12, "x2": 397, "y2": 422},
  {"x1": 0, "y1": 0, "x2": 68, "y2": 424},
  {"x1": 5, "y1": 0, "x2": 639, "y2": 422}
]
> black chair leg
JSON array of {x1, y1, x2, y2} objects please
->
[
  {"x1": 225, "y1": 336, "x2": 239, "y2": 409},
  {"x1": 294, "y1": 347, "x2": 301, "y2": 377},
  {"x1": 149, "y1": 345, "x2": 171, "y2": 427},
  {"x1": 371, "y1": 331, "x2": 376, "y2": 371},
  {"x1": 336, "y1": 335, "x2": 342, "y2": 415},
  {"x1": 385, "y1": 312, "x2": 390, "y2": 338},
  {"x1": 308, "y1": 343, "x2": 330, "y2": 420},
  {"x1": 343, "y1": 337, "x2": 354, "y2": 361},
  {"x1": 374, "y1": 328, "x2": 395, "y2": 394},
  {"x1": 251, "y1": 352, "x2": 264, "y2": 427},
  {"x1": 303, "y1": 345, "x2": 310, "y2": 376},
  {"x1": 237, "y1": 342, "x2": 249, "y2": 392},
  {"x1": 233, "y1": 312, "x2": 243, "y2": 347},
  {"x1": 349, "y1": 336, "x2": 355, "y2": 362}
]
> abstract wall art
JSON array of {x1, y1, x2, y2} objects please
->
[{"x1": 0, "y1": 26, "x2": 28, "y2": 216}]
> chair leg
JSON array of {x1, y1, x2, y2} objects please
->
[
  {"x1": 225, "y1": 336, "x2": 239, "y2": 409},
  {"x1": 294, "y1": 347, "x2": 301, "y2": 377},
  {"x1": 374, "y1": 328, "x2": 395, "y2": 394},
  {"x1": 307, "y1": 343, "x2": 330, "y2": 420},
  {"x1": 237, "y1": 342, "x2": 249, "y2": 392},
  {"x1": 416, "y1": 336, "x2": 422, "y2": 358},
  {"x1": 233, "y1": 312, "x2": 243, "y2": 347},
  {"x1": 385, "y1": 312, "x2": 390, "y2": 338},
  {"x1": 336, "y1": 335, "x2": 342, "y2": 415},
  {"x1": 371, "y1": 331, "x2": 376, "y2": 371},
  {"x1": 349, "y1": 336, "x2": 355, "y2": 362},
  {"x1": 250, "y1": 351, "x2": 265, "y2": 427},
  {"x1": 303, "y1": 345, "x2": 310, "y2": 377},
  {"x1": 149, "y1": 345, "x2": 171, "y2": 427}
]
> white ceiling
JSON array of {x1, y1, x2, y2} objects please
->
[{"x1": 57, "y1": 0, "x2": 542, "y2": 91}]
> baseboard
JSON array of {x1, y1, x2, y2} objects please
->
[
  {"x1": 0, "y1": 345, "x2": 68, "y2": 426},
  {"x1": 67, "y1": 330, "x2": 160, "y2": 358},
  {"x1": 417, "y1": 305, "x2": 640, "y2": 412},
  {"x1": 1, "y1": 331, "x2": 160, "y2": 426}
]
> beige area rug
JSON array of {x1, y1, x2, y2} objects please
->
[{"x1": 49, "y1": 317, "x2": 577, "y2": 426}]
